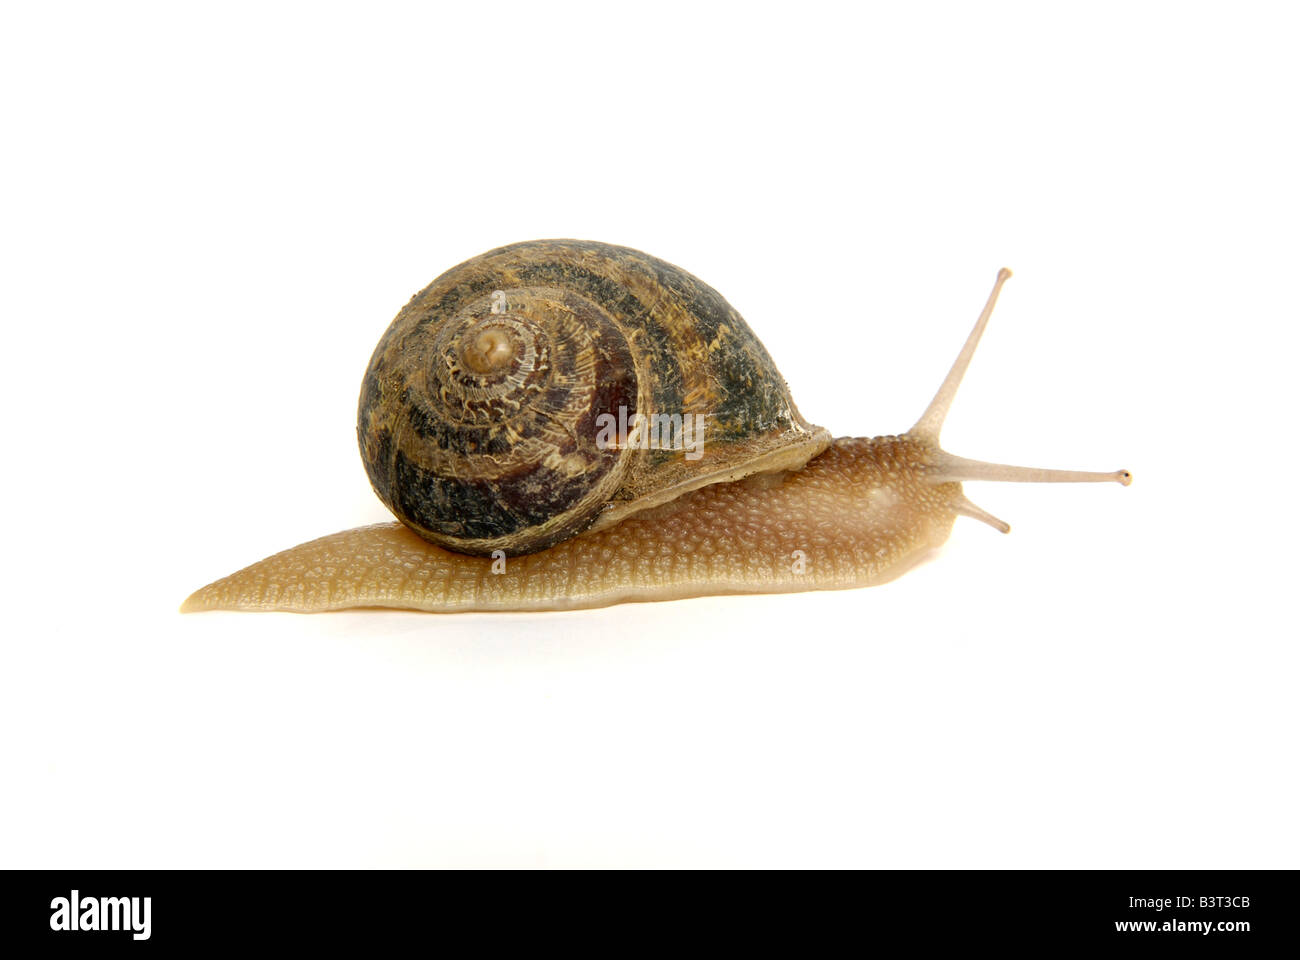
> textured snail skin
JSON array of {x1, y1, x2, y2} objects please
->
[{"x1": 180, "y1": 436, "x2": 958, "y2": 613}]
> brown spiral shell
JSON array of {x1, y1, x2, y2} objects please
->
[{"x1": 357, "y1": 239, "x2": 831, "y2": 556}]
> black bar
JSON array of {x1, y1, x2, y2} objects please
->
[{"x1": 0, "y1": 869, "x2": 1290, "y2": 949}]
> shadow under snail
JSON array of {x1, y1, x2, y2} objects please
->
[{"x1": 182, "y1": 239, "x2": 1131, "y2": 614}]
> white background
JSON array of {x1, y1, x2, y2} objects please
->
[{"x1": 2, "y1": 2, "x2": 1296, "y2": 868}]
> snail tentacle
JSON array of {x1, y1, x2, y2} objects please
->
[
  {"x1": 905, "y1": 268, "x2": 1131, "y2": 533},
  {"x1": 909, "y1": 267, "x2": 1013, "y2": 444}
]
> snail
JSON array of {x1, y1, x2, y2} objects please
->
[{"x1": 181, "y1": 239, "x2": 1130, "y2": 614}]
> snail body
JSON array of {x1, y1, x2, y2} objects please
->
[{"x1": 182, "y1": 241, "x2": 1130, "y2": 614}]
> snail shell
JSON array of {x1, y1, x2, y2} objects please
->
[{"x1": 357, "y1": 239, "x2": 831, "y2": 556}]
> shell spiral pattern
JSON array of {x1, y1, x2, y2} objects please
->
[{"x1": 358, "y1": 240, "x2": 830, "y2": 556}]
